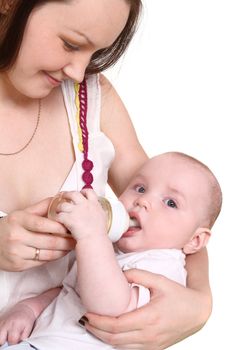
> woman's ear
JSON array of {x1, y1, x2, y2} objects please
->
[{"x1": 183, "y1": 227, "x2": 211, "y2": 254}]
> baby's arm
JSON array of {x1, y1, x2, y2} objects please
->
[
  {"x1": 76, "y1": 231, "x2": 138, "y2": 316},
  {"x1": 57, "y1": 190, "x2": 138, "y2": 316},
  {"x1": 0, "y1": 288, "x2": 60, "y2": 345}
]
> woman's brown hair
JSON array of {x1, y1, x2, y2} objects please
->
[{"x1": 0, "y1": 0, "x2": 142, "y2": 73}]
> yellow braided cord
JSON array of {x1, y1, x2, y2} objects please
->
[{"x1": 74, "y1": 82, "x2": 84, "y2": 152}]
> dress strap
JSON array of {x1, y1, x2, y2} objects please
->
[{"x1": 74, "y1": 80, "x2": 94, "y2": 189}]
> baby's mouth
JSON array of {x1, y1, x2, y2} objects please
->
[
  {"x1": 129, "y1": 217, "x2": 140, "y2": 228},
  {"x1": 121, "y1": 217, "x2": 141, "y2": 237}
]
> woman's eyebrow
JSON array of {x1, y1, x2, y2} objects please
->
[{"x1": 71, "y1": 29, "x2": 94, "y2": 46}]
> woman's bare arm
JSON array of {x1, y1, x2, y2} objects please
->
[
  {"x1": 100, "y1": 74, "x2": 148, "y2": 196},
  {"x1": 84, "y1": 264, "x2": 211, "y2": 349},
  {"x1": 85, "y1": 75, "x2": 212, "y2": 349}
]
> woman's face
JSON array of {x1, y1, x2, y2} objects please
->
[{"x1": 5, "y1": 0, "x2": 130, "y2": 98}]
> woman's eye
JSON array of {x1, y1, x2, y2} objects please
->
[
  {"x1": 164, "y1": 198, "x2": 177, "y2": 208},
  {"x1": 135, "y1": 185, "x2": 145, "y2": 193},
  {"x1": 63, "y1": 40, "x2": 80, "y2": 51}
]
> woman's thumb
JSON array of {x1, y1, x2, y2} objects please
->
[
  {"x1": 25, "y1": 197, "x2": 52, "y2": 216},
  {"x1": 124, "y1": 268, "x2": 171, "y2": 291}
]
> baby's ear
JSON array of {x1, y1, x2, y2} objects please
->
[{"x1": 183, "y1": 227, "x2": 211, "y2": 254}]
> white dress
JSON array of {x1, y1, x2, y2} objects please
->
[{"x1": 0, "y1": 75, "x2": 115, "y2": 314}]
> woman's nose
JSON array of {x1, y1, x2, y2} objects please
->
[{"x1": 62, "y1": 54, "x2": 91, "y2": 83}]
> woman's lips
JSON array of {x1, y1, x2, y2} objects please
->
[{"x1": 44, "y1": 72, "x2": 62, "y2": 86}]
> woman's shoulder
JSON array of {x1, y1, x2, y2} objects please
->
[
  {"x1": 99, "y1": 73, "x2": 115, "y2": 96},
  {"x1": 99, "y1": 73, "x2": 110, "y2": 87}
]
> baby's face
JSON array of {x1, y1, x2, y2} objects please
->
[{"x1": 117, "y1": 154, "x2": 210, "y2": 253}]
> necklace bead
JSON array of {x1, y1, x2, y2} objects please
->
[
  {"x1": 75, "y1": 80, "x2": 94, "y2": 189},
  {"x1": 82, "y1": 159, "x2": 94, "y2": 171}
]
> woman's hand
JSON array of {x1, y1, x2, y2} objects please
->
[
  {"x1": 84, "y1": 269, "x2": 212, "y2": 349},
  {"x1": 0, "y1": 198, "x2": 76, "y2": 272}
]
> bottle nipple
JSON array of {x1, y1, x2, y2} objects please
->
[
  {"x1": 98, "y1": 197, "x2": 135, "y2": 242},
  {"x1": 129, "y1": 217, "x2": 138, "y2": 228}
]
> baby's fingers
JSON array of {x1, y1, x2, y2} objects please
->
[
  {"x1": 6, "y1": 328, "x2": 22, "y2": 345},
  {"x1": 0, "y1": 327, "x2": 7, "y2": 345},
  {"x1": 20, "y1": 324, "x2": 34, "y2": 341}
]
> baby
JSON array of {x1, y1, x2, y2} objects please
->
[{"x1": 0, "y1": 152, "x2": 222, "y2": 350}]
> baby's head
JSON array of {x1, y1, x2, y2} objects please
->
[{"x1": 117, "y1": 152, "x2": 222, "y2": 254}]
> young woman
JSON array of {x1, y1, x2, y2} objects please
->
[{"x1": 0, "y1": 1, "x2": 212, "y2": 349}]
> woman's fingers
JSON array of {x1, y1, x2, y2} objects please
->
[
  {"x1": 85, "y1": 322, "x2": 142, "y2": 347},
  {"x1": 25, "y1": 246, "x2": 69, "y2": 261},
  {"x1": 16, "y1": 212, "x2": 68, "y2": 236},
  {"x1": 124, "y1": 268, "x2": 168, "y2": 291},
  {"x1": 25, "y1": 231, "x2": 75, "y2": 251},
  {"x1": 5, "y1": 215, "x2": 75, "y2": 251},
  {"x1": 2, "y1": 214, "x2": 75, "y2": 269},
  {"x1": 25, "y1": 197, "x2": 52, "y2": 216},
  {"x1": 85, "y1": 319, "x2": 158, "y2": 349},
  {"x1": 84, "y1": 271, "x2": 179, "y2": 350},
  {"x1": 85, "y1": 306, "x2": 162, "y2": 350},
  {"x1": 85, "y1": 270, "x2": 167, "y2": 334},
  {"x1": 0, "y1": 198, "x2": 76, "y2": 271},
  {"x1": 86, "y1": 306, "x2": 149, "y2": 334}
]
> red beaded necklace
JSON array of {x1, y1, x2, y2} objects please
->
[{"x1": 74, "y1": 80, "x2": 94, "y2": 189}]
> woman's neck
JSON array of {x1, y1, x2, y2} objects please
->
[{"x1": 0, "y1": 71, "x2": 34, "y2": 107}]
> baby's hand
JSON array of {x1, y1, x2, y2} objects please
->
[
  {"x1": 56, "y1": 190, "x2": 107, "y2": 241},
  {"x1": 0, "y1": 303, "x2": 36, "y2": 345}
]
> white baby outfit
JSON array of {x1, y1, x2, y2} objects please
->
[{"x1": 25, "y1": 249, "x2": 186, "y2": 350}]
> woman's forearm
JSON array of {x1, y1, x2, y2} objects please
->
[
  {"x1": 186, "y1": 248, "x2": 212, "y2": 321},
  {"x1": 186, "y1": 248, "x2": 210, "y2": 291}
]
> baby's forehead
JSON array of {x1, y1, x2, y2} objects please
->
[
  {"x1": 138, "y1": 154, "x2": 195, "y2": 173},
  {"x1": 142, "y1": 153, "x2": 206, "y2": 173},
  {"x1": 135, "y1": 155, "x2": 211, "y2": 190}
]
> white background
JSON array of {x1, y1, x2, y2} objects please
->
[{"x1": 106, "y1": 0, "x2": 233, "y2": 348}]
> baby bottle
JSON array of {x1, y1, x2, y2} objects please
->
[
  {"x1": 97, "y1": 197, "x2": 138, "y2": 242},
  {"x1": 48, "y1": 193, "x2": 137, "y2": 242}
]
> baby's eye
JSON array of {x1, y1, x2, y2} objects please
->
[
  {"x1": 135, "y1": 185, "x2": 145, "y2": 193},
  {"x1": 164, "y1": 198, "x2": 177, "y2": 208}
]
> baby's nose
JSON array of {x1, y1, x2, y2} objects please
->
[{"x1": 134, "y1": 196, "x2": 149, "y2": 210}]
